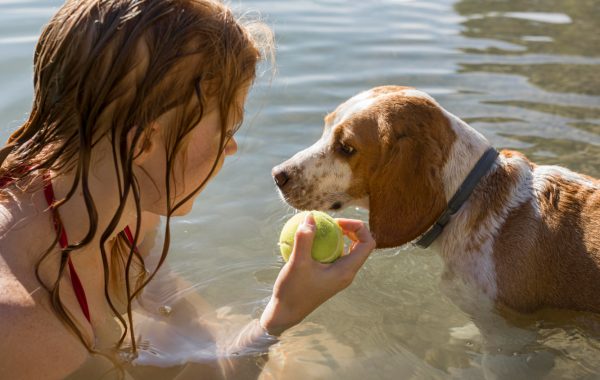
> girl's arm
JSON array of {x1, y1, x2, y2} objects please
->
[
  {"x1": 133, "y1": 212, "x2": 374, "y2": 378},
  {"x1": 259, "y1": 215, "x2": 375, "y2": 335},
  {"x1": 220, "y1": 214, "x2": 375, "y2": 378}
]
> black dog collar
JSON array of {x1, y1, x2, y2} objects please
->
[{"x1": 414, "y1": 147, "x2": 500, "y2": 249}]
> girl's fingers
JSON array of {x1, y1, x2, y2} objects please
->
[
  {"x1": 334, "y1": 238, "x2": 375, "y2": 274},
  {"x1": 290, "y1": 212, "x2": 316, "y2": 264},
  {"x1": 334, "y1": 218, "x2": 376, "y2": 273},
  {"x1": 336, "y1": 218, "x2": 374, "y2": 244}
]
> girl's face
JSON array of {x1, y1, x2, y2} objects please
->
[{"x1": 134, "y1": 94, "x2": 245, "y2": 216}]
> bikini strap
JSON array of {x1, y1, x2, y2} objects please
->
[
  {"x1": 42, "y1": 173, "x2": 91, "y2": 324},
  {"x1": 41, "y1": 174, "x2": 140, "y2": 326},
  {"x1": 123, "y1": 225, "x2": 138, "y2": 251}
]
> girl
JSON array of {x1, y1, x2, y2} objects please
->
[{"x1": 0, "y1": 0, "x2": 375, "y2": 379}]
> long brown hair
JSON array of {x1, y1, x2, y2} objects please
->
[{"x1": 0, "y1": 0, "x2": 272, "y2": 356}]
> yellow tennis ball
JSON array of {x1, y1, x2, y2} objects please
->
[{"x1": 279, "y1": 211, "x2": 344, "y2": 263}]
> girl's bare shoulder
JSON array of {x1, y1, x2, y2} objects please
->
[
  {"x1": 0, "y1": 285, "x2": 89, "y2": 379},
  {"x1": 0, "y1": 261, "x2": 88, "y2": 379}
]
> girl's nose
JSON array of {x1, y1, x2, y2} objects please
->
[{"x1": 224, "y1": 136, "x2": 238, "y2": 156}]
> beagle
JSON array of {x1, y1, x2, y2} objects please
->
[{"x1": 272, "y1": 85, "x2": 600, "y2": 314}]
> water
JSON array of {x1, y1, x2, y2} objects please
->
[{"x1": 1, "y1": 0, "x2": 599, "y2": 378}]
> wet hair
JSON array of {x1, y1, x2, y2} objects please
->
[{"x1": 0, "y1": 0, "x2": 272, "y2": 356}]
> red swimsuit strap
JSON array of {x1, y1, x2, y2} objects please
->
[
  {"x1": 42, "y1": 173, "x2": 92, "y2": 324},
  {"x1": 41, "y1": 173, "x2": 138, "y2": 325},
  {"x1": 123, "y1": 225, "x2": 139, "y2": 253}
]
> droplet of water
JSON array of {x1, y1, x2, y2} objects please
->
[
  {"x1": 159, "y1": 305, "x2": 172, "y2": 316},
  {"x1": 119, "y1": 349, "x2": 139, "y2": 363}
]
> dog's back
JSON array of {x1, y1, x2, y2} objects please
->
[
  {"x1": 436, "y1": 148, "x2": 600, "y2": 313},
  {"x1": 492, "y1": 159, "x2": 600, "y2": 313}
]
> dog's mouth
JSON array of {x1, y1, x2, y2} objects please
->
[
  {"x1": 276, "y1": 185, "x2": 349, "y2": 212},
  {"x1": 272, "y1": 163, "x2": 356, "y2": 211},
  {"x1": 330, "y1": 201, "x2": 343, "y2": 210}
]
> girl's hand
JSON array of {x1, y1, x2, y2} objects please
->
[{"x1": 259, "y1": 213, "x2": 376, "y2": 335}]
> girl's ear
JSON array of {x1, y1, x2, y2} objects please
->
[{"x1": 129, "y1": 123, "x2": 160, "y2": 165}]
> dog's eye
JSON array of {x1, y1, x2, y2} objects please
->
[{"x1": 337, "y1": 142, "x2": 356, "y2": 156}]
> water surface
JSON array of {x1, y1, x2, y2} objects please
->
[{"x1": 1, "y1": 0, "x2": 599, "y2": 378}]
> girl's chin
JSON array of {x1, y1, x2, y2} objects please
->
[
  {"x1": 170, "y1": 198, "x2": 196, "y2": 216},
  {"x1": 171, "y1": 206, "x2": 193, "y2": 217},
  {"x1": 143, "y1": 199, "x2": 194, "y2": 217}
]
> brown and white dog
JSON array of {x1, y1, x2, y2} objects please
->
[{"x1": 272, "y1": 85, "x2": 600, "y2": 316}]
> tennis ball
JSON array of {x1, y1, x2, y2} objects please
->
[{"x1": 279, "y1": 211, "x2": 344, "y2": 263}]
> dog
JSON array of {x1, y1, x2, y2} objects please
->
[
  {"x1": 272, "y1": 86, "x2": 600, "y2": 377},
  {"x1": 272, "y1": 85, "x2": 600, "y2": 313}
]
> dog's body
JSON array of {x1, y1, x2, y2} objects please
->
[{"x1": 272, "y1": 85, "x2": 600, "y2": 315}]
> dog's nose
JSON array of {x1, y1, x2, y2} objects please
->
[{"x1": 272, "y1": 167, "x2": 290, "y2": 188}]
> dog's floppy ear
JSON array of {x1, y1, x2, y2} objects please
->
[{"x1": 367, "y1": 99, "x2": 454, "y2": 249}]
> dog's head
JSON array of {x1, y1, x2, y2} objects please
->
[{"x1": 273, "y1": 86, "x2": 488, "y2": 248}]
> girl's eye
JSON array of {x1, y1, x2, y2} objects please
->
[{"x1": 337, "y1": 142, "x2": 356, "y2": 156}]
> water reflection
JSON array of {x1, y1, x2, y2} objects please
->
[
  {"x1": 455, "y1": 0, "x2": 600, "y2": 57},
  {"x1": 483, "y1": 100, "x2": 600, "y2": 120},
  {"x1": 461, "y1": 63, "x2": 599, "y2": 96},
  {"x1": 500, "y1": 133, "x2": 600, "y2": 176},
  {"x1": 2, "y1": 0, "x2": 599, "y2": 378},
  {"x1": 455, "y1": 0, "x2": 600, "y2": 96},
  {"x1": 454, "y1": 0, "x2": 600, "y2": 182}
]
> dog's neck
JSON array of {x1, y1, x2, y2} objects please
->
[
  {"x1": 430, "y1": 157, "x2": 502, "y2": 254},
  {"x1": 440, "y1": 110, "x2": 491, "y2": 200},
  {"x1": 405, "y1": 112, "x2": 535, "y2": 298},
  {"x1": 430, "y1": 150, "x2": 536, "y2": 298},
  {"x1": 427, "y1": 111, "x2": 495, "y2": 254}
]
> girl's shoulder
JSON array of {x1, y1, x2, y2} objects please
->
[
  {"x1": 0, "y1": 259, "x2": 36, "y2": 308},
  {"x1": 0, "y1": 265, "x2": 89, "y2": 379}
]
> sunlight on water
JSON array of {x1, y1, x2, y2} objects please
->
[
  {"x1": 1, "y1": 0, "x2": 599, "y2": 379},
  {"x1": 0, "y1": 35, "x2": 38, "y2": 44}
]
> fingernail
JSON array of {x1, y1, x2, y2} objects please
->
[{"x1": 302, "y1": 212, "x2": 316, "y2": 230}]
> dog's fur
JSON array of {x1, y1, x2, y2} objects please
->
[{"x1": 272, "y1": 85, "x2": 600, "y2": 315}]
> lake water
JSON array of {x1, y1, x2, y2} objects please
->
[{"x1": 1, "y1": 0, "x2": 599, "y2": 379}]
